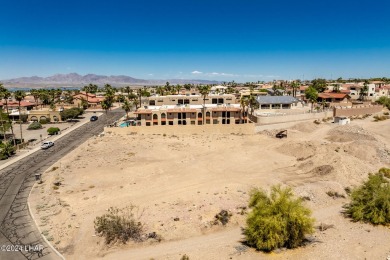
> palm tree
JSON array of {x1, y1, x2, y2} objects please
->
[
  {"x1": 82, "y1": 84, "x2": 92, "y2": 108},
  {"x1": 14, "y1": 90, "x2": 26, "y2": 143},
  {"x1": 291, "y1": 81, "x2": 299, "y2": 98},
  {"x1": 124, "y1": 86, "x2": 132, "y2": 100},
  {"x1": 305, "y1": 86, "x2": 318, "y2": 112},
  {"x1": 122, "y1": 100, "x2": 132, "y2": 119},
  {"x1": 101, "y1": 99, "x2": 111, "y2": 114},
  {"x1": 240, "y1": 96, "x2": 249, "y2": 123},
  {"x1": 30, "y1": 89, "x2": 40, "y2": 110},
  {"x1": 0, "y1": 87, "x2": 16, "y2": 146},
  {"x1": 197, "y1": 85, "x2": 211, "y2": 125}
]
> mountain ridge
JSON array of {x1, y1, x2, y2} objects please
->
[{"x1": 1, "y1": 73, "x2": 219, "y2": 86}]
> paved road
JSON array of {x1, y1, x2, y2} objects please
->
[{"x1": 0, "y1": 110, "x2": 124, "y2": 260}]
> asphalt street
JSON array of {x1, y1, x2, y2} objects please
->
[{"x1": 0, "y1": 110, "x2": 124, "y2": 260}]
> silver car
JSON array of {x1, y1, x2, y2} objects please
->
[{"x1": 41, "y1": 141, "x2": 54, "y2": 150}]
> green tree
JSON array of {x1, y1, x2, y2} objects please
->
[
  {"x1": 122, "y1": 100, "x2": 132, "y2": 119},
  {"x1": 240, "y1": 96, "x2": 249, "y2": 123},
  {"x1": 0, "y1": 109, "x2": 11, "y2": 141},
  {"x1": 30, "y1": 89, "x2": 40, "y2": 110},
  {"x1": 0, "y1": 86, "x2": 16, "y2": 146},
  {"x1": 291, "y1": 81, "x2": 300, "y2": 98},
  {"x1": 101, "y1": 99, "x2": 111, "y2": 114},
  {"x1": 311, "y1": 78, "x2": 327, "y2": 93},
  {"x1": 14, "y1": 90, "x2": 26, "y2": 143},
  {"x1": 305, "y1": 86, "x2": 318, "y2": 112},
  {"x1": 197, "y1": 85, "x2": 211, "y2": 125},
  {"x1": 359, "y1": 80, "x2": 369, "y2": 101},
  {"x1": 343, "y1": 171, "x2": 390, "y2": 225},
  {"x1": 244, "y1": 185, "x2": 314, "y2": 252}
]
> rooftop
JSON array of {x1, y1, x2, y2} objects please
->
[{"x1": 256, "y1": 96, "x2": 299, "y2": 105}]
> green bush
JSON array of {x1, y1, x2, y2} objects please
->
[
  {"x1": 27, "y1": 121, "x2": 43, "y2": 130},
  {"x1": 343, "y1": 171, "x2": 390, "y2": 225},
  {"x1": 39, "y1": 118, "x2": 50, "y2": 124},
  {"x1": 94, "y1": 206, "x2": 144, "y2": 244},
  {"x1": 60, "y1": 107, "x2": 84, "y2": 121},
  {"x1": 244, "y1": 185, "x2": 314, "y2": 252},
  {"x1": 47, "y1": 127, "x2": 60, "y2": 135},
  {"x1": 0, "y1": 142, "x2": 15, "y2": 160}
]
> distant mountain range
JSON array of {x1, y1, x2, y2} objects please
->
[{"x1": 1, "y1": 73, "x2": 219, "y2": 87}]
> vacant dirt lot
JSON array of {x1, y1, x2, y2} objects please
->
[{"x1": 29, "y1": 116, "x2": 390, "y2": 260}]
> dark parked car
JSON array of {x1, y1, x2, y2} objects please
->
[{"x1": 90, "y1": 116, "x2": 98, "y2": 121}]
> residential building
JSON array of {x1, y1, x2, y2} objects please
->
[
  {"x1": 134, "y1": 103, "x2": 244, "y2": 126},
  {"x1": 256, "y1": 96, "x2": 302, "y2": 109}
]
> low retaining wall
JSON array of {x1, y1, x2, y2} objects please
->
[
  {"x1": 105, "y1": 123, "x2": 255, "y2": 135},
  {"x1": 333, "y1": 105, "x2": 383, "y2": 117},
  {"x1": 256, "y1": 111, "x2": 332, "y2": 125}
]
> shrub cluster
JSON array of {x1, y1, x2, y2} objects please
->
[
  {"x1": 244, "y1": 185, "x2": 314, "y2": 252},
  {"x1": 343, "y1": 171, "x2": 390, "y2": 225},
  {"x1": 60, "y1": 107, "x2": 84, "y2": 121},
  {"x1": 47, "y1": 127, "x2": 60, "y2": 135},
  {"x1": 94, "y1": 206, "x2": 143, "y2": 244},
  {"x1": 27, "y1": 121, "x2": 43, "y2": 130},
  {"x1": 377, "y1": 96, "x2": 390, "y2": 110},
  {"x1": 0, "y1": 142, "x2": 15, "y2": 160},
  {"x1": 39, "y1": 118, "x2": 50, "y2": 124}
]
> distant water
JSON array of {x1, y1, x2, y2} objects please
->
[{"x1": 6, "y1": 87, "x2": 81, "y2": 92}]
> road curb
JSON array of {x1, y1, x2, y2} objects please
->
[{"x1": 27, "y1": 184, "x2": 66, "y2": 260}]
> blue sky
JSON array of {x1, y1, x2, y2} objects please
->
[{"x1": 1, "y1": 0, "x2": 389, "y2": 82}]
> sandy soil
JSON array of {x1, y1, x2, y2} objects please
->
[{"x1": 29, "y1": 117, "x2": 390, "y2": 260}]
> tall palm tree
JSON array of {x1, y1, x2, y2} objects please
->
[
  {"x1": 197, "y1": 85, "x2": 211, "y2": 125},
  {"x1": 82, "y1": 84, "x2": 92, "y2": 108},
  {"x1": 101, "y1": 99, "x2": 110, "y2": 114},
  {"x1": 124, "y1": 86, "x2": 132, "y2": 100},
  {"x1": 240, "y1": 96, "x2": 249, "y2": 123},
  {"x1": 30, "y1": 89, "x2": 40, "y2": 110},
  {"x1": 122, "y1": 100, "x2": 132, "y2": 119},
  {"x1": 291, "y1": 81, "x2": 299, "y2": 98},
  {"x1": 14, "y1": 90, "x2": 26, "y2": 143},
  {"x1": 0, "y1": 86, "x2": 16, "y2": 146}
]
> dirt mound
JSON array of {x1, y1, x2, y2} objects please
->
[
  {"x1": 278, "y1": 141, "x2": 317, "y2": 159},
  {"x1": 327, "y1": 125, "x2": 376, "y2": 143},
  {"x1": 291, "y1": 122, "x2": 319, "y2": 133},
  {"x1": 308, "y1": 165, "x2": 334, "y2": 176}
]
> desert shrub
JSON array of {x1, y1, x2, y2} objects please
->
[
  {"x1": 373, "y1": 115, "x2": 389, "y2": 122},
  {"x1": 27, "y1": 121, "x2": 43, "y2": 130},
  {"x1": 180, "y1": 254, "x2": 190, "y2": 260},
  {"x1": 379, "y1": 167, "x2": 390, "y2": 178},
  {"x1": 47, "y1": 127, "x2": 60, "y2": 135},
  {"x1": 213, "y1": 210, "x2": 232, "y2": 225},
  {"x1": 384, "y1": 112, "x2": 390, "y2": 116},
  {"x1": 94, "y1": 206, "x2": 144, "y2": 244},
  {"x1": 244, "y1": 185, "x2": 314, "y2": 252},
  {"x1": 343, "y1": 172, "x2": 390, "y2": 225},
  {"x1": 326, "y1": 191, "x2": 346, "y2": 199}
]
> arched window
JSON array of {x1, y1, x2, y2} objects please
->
[
  {"x1": 53, "y1": 116, "x2": 59, "y2": 122},
  {"x1": 206, "y1": 112, "x2": 210, "y2": 117},
  {"x1": 198, "y1": 112, "x2": 202, "y2": 118},
  {"x1": 30, "y1": 116, "x2": 38, "y2": 122},
  {"x1": 161, "y1": 113, "x2": 166, "y2": 119},
  {"x1": 153, "y1": 114, "x2": 158, "y2": 120}
]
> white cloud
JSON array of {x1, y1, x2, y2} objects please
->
[
  {"x1": 148, "y1": 73, "x2": 154, "y2": 76},
  {"x1": 206, "y1": 72, "x2": 238, "y2": 77},
  {"x1": 191, "y1": 70, "x2": 203, "y2": 74}
]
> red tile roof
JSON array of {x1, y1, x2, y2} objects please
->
[{"x1": 318, "y1": 93, "x2": 349, "y2": 99}]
